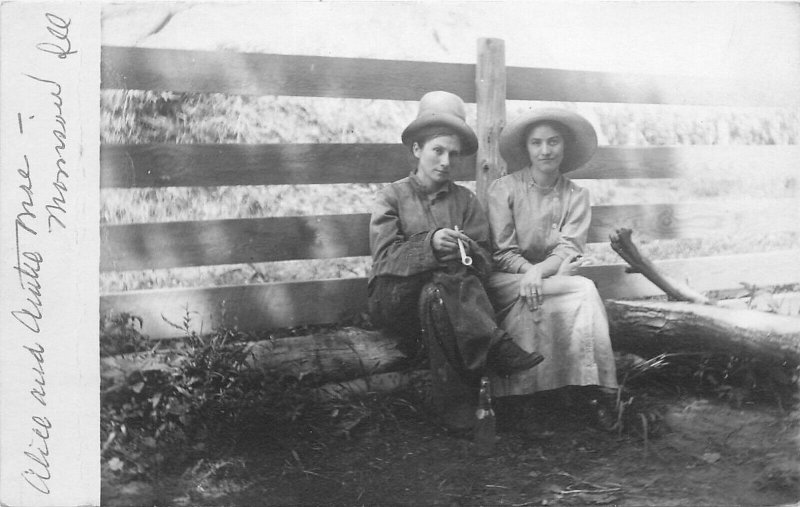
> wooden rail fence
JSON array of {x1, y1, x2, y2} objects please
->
[{"x1": 99, "y1": 40, "x2": 800, "y2": 339}]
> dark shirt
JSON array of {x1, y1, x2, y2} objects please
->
[{"x1": 369, "y1": 172, "x2": 493, "y2": 280}]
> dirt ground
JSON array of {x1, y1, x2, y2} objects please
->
[{"x1": 102, "y1": 385, "x2": 800, "y2": 507}]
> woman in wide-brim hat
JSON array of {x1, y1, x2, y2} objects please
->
[
  {"x1": 485, "y1": 108, "x2": 618, "y2": 430},
  {"x1": 368, "y1": 91, "x2": 543, "y2": 429}
]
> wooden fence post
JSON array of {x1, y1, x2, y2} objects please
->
[{"x1": 475, "y1": 38, "x2": 507, "y2": 207}]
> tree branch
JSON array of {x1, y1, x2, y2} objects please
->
[{"x1": 609, "y1": 228, "x2": 713, "y2": 305}]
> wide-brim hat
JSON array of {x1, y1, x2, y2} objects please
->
[
  {"x1": 499, "y1": 108, "x2": 598, "y2": 173},
  {"x1": 401, "y1": 91, "x2": 478, "y2": 155}
]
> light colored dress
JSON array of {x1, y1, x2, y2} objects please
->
[{"x1": 486, "y1": 168, "x2": 618, "y2": 396}]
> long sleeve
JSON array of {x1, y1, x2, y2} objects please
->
[
  {"x1": 488, "y1": 172, "x2": 591, "y2": 273},
  {"x1": 550, "y1": 185, "x2": 590, "y2": 261},
  {"x1": 369, "y1": 186, "x2": 441, "y2": 277},
  {"x1": 370, "y1": 176, "x2": 495, "y2": 279},
  {"x1": 369, "y1": 190, "x2": 439, "y2": 276},
  {"x1": 488, "y1": 177, "x2": 529, "y2": 274}
]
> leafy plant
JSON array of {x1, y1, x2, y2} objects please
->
[
  {"x1": 100, "y1": 311, "x2": 151, "y2": 356},
  {"x1": 616, "y1": 350, "x2": 799, "y2": 413},
  {"x1": 100, "y1": 308, "x2": 345, "y2": 480},
  {"x1": 101, "y1": 309, "x2": 262, "y2": 479}
]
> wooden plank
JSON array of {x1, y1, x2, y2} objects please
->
[
  {"x1": 572, "y1": 145, "x2": 800, "y2": 180},
  {"x1": 475, "y1": 37, "x2": 507, "y2": 206},
  {"x1": 583, "y1": 250, "x2": 800, "y2": 300},
  {"x1": 101, "y1": 47, "x2": 798, "y2": 107},
  {"x1": 507, "y1": 66, "x2": 799, "y2": 107},
  {"x1": 606, "y1": 300, "x2": 800, "y2": 365},
  {"x1": 100, "y1": 250, "x2": 800, "y2": 339},
  {"x1": 100, "y1": 214, "x2": 371, "y2": 272},
  {"x1": 100, "y1": 199, "x2": 799, "y2": 271},
  {"x1": 100, "y1": 278, "x2": 369, "y2": 339},
  {"x1": 100, "y1": 144, "x2": 800, "y2": 188},
  {"x1": 587, "y1": 199, "x2": 800, "y2": 243},
  {"x1": 101, "y1": 46, "x2": 475, "y2": 100},
  {"x1": 100, "y1": 143, "x2": 474, "y2": 187},
  {"x1": 100, "y1": 47, "x2": 798, "y2": 107}
]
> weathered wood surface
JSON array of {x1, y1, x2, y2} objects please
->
[
  {"x1": 101, "y1": 299, "x2": 800, "y2": 392},
  {"x1": 578, "y1": 250, "x2": 800, "y2": 300},
  {"x1": 101, "y1": 46, "x2": 475, "y2": 100},
  {"x1": 100, "y1": 328, "x2": 406, "y2": 389},
  {"x1": 475, "y1": 37, "x2": 507, "y2": 206},
  {"x1": 100, "y1": 201, "x2": 799, "y2": 271},
  {"x1": 506, "y1": 65, "x2": 799, "y2": 107},
  {"x1": 100, "y1": 214, "x2": 371, "y2": 271},
  {"x1": 588, "y1": 200, "x2": 799, "y2": 242},
  {"x1": 100, "y1": 250, "x2": 800, "y2": 339},
  {"x1": 100, "y1": 144, "x2": 800, "y2": 188},
  {"x1": 244, "y1": 328, "x2": 407, "y2": 383},
  {"x1": 101, "y1": 46, "x2": 799, "y2": 107},
  {"x1": 569, "y1": 145, "x2": 800, "y2": 180},
  {"x1": 100, "y1": 278, "x2": 369, "y2": 336},
  {"x1": 606, "y1": 299, "x2": 800, "y2": 365},
  {"x1": 100, "y1": 144, "x2": 459, "y2": 188}
]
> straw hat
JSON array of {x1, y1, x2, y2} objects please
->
[
  {"x1": 401, "y1": 91, "x2": 478, "y2": 155},
  {"x1": 499, "y1": 108, "x2": 598, "y2": 173}
]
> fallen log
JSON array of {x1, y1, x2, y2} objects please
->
[
  {"x1": 101, "y1": 298, "x2": 800, "y2": 392},
  {"x1": 606, "y1": 299, "x2": 800, "y2": 366},
  {"x1": 244, "y1": 327, "x2": 409, "y2": 383},
  {"x1": 605, "y1": 227, "x2": 799, "y2": 365},
  {"x1": 100, "y1": 328, "x2": 409, "y2": 391}
]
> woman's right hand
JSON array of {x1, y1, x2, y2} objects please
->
[
  {"x1": 432, "y1": 228, "x2": 468, "y2": 262},
  {"x1": 519, "y1": 264, "x2": 544, "y2": 311},
  {"x1": 557, "y1": 254, "x2": 584, "y2": 276}
]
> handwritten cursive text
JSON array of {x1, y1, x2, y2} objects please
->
[
  {"x1": 25, "y1": 342, "x2": 46, "y2": 407},
  {"x1": 21, "y1": 415, "x2": 52, "y2": 494},
  {"x1": 36, "y1": 12, "x2": 76, "y2": 59},
  {"x1": 25, "y1": 74, "x2": 69, "y2": 232},
  {"x1": 12, "y1": 152, "x2": 45, "y2": 334}
]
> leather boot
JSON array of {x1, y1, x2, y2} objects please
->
[{"x1": 487, "y1": 339, "x2": 544, "y2": 377}]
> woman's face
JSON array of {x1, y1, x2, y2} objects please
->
[
  {"x1": 526, "y1": 123, "x2": 565, "y2": 176},
  {"x1": 412, "y1": 134, "x2": 463, "y2": 191}
]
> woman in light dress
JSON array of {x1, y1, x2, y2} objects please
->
[{"x1": 486, "y1": 109, "x2": 618, "y2": 428}]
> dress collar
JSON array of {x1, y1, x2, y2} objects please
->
[{"x1": 522, "y1": 167, "x2": 561, "y2": 192}]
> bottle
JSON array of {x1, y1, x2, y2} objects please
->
[{"x1": 474, "y1": 376, "x2": 496, "y2": 456}]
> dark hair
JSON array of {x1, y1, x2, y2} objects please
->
[
  {"x1": 522, "y1": 120, "x2": 575, "y2": 167},
  {"x1": 408, "y1": 125, "x2": 462, "y2": 153}
]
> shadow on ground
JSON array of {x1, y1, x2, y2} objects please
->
[{"x1": 102, "y1": 387, "x2": 799, "y2": 507}]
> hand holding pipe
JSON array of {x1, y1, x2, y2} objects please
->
[{"x1": 453, "y1": 226, "x2": 473, "y2": 266}]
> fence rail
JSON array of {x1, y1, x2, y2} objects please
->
[
  {"x1": 100, "y1": 199, "x2": 798, "y2": 272},
  {"x1": 101, "y1": 144, "x2": 800, "y2": 187},
  {"x1": 102, "y1": 46, "x2": 800, "y2": 107}
]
